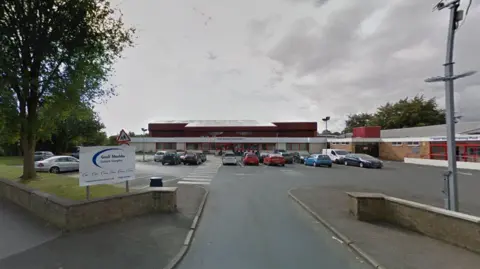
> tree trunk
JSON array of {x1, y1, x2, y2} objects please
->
[{"x1": 21, "y1": 99, "x2": 39, "y2": 180}]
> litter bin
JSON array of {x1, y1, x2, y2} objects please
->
[{"x1": 150, "y1": 176, "x2": 163, "y2": 187}]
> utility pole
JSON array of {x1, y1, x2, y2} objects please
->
[{"x1": 425, "y1": 0, "x2": 476, "y2": 211}]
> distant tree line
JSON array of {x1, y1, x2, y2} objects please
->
[{"x1": 343, "y1": 95, "x2": 446, "y2": 133}]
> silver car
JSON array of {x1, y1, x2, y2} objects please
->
[
  {"x1": 35, "y1": 156, "x2": 79, "y2": 173},
  {"x1": 222, "y1": 153, "x2": 238, "y2": 165},
  {"x1": 34, "y1": 151, "x2": 54, "y2": 161},
  {"x1": 153, "y1": 151, "x2": 167, "y2": 162}
]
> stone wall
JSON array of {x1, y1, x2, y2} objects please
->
[
  {"x1": 0, "y1": 178, "x2": 177, "y2": 231},
  {"x1": 348, "y1": 192, "x2": 480, "y2": 253}
]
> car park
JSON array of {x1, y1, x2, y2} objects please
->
[
  {"x1": 304, "y1": 154, "x2": 332, "y2": 168},
  {"x1": 243, "y1": 154, "x2": 259, "y2": 166},
  {"x1": 162, "y1": 152, "x2": 182, "y2": 165},
  {"x1": 222, "y1": 153, "x2": 238, "y2": 165},
  {"x1": 183, "y1": 153, "x2": 202, "y2": 165},
  {"x1": 322, "y1": 149, "x2": 351, "y2": 164},
  {"x1": 344, "y1": 153, "x2": 383, "y2": 169},
  {"x1": 154, "y1": 151, "x2": 167, "y2": 162},
  {"x1": 35, "y1": 156, "x2": 79, "y2": 173},
  {"x1": 263, "y1": 153, "x2": 286, "y2": 166}
]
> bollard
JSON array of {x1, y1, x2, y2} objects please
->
[{"x1": 150, "y1": 176, "x2": 163, "y2": 187}]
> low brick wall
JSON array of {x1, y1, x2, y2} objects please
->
[
  {"x1": 0, "y1": 178, "x2": 177, "y2": 231},
  {"x1": 348, "y1": 192, "x2": 480, "y2": 253}
]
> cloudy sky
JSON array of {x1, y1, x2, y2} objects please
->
[{"x1": 97, "y1": 0, "x2": 480, "y2": 135}]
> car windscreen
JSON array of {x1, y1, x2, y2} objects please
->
[
  {"x1": 335, "y1": 150, "x2": 349, "y2": 155},
  {"x1": 246, "y1": 154, "x2": 257, "y2": 158},
  {"x1": 224, "y1": 153, "x2": 235, "y2": 157},
  {"x1": 357, "y1": 154, "x2": 377, "y2": 161},
  {"x1": 317, "y1": 155, "x2": 330, "y2": 160},
  {"x1": 155, "y1": 152, "x2": 165, "y2": 155},
  {"x1": 281, "y1": 153, "x2": 292, "y2": 157}
]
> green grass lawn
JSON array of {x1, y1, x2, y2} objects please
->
[
  {"x1": 0, "y1": 156, "x2": 23, "y2": 166},
  {"x1": 0, "y1": 165, "x2": 125, "y2": 201}
]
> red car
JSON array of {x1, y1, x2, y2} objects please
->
[
  {"x1": 243, "y1": 154, "x2": 259, "y2": 166},
  {"x1": 263, "y1": 154, "x2": 285, "y2": 166}
]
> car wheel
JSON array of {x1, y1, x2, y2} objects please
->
[
  {"x1": 359, "y1": 162, "x2": 364, "y2": 168},
  {"x1": 344, "y1": 161, "x2": 348, "y2": 166},
  {"x1": 328, "y1": 165, "x2": 332, "y2": 168},
  {"x1": 161, "y1": 162, "x2": 165, "y2": 165},
  {"x1": 49, "y1": 166, "x2": 60, "y2": 174}
]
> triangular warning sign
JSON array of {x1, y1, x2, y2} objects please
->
[{"x1": 117, "y1": 129, "x2": 131, "y2": 143}]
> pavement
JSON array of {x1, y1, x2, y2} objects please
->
[
  {"x1": 290, "y1": 186, "x2": 480, "y2": 269},
  {"x1": 0, "y1": 185, "x2": 206, "y2": 269}
]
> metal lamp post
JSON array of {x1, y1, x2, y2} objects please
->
[
  {"x1": 141, "y1": 128, "x2": 148, "y2": 162},
  {"x1": 322, "y1": 116, "x2": 331, "y2": 133},
  {"x1": 425, "y1": 0, "x2": 476, "y2": 211}
]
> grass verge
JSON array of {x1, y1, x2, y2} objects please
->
[
  {"x1": 0, "y1": 156, "x2": 23, "y2": 166},
  {"x1": 0, "y1": 165, "x2": 125, "y2": 201}
]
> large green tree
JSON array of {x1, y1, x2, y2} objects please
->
[
  {"x1": 0, "y1": 0, "x2": 135, "y2": 179},
  {"x1": 343, "y1": 95, "x2": 446, "y2": 133},
  {"x1": 37, "y1": 105, "x2": 107, "y2": 153}
]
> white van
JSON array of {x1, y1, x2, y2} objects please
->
[{"x1": 322, "y1": 149, "x2": 351, "y2": 164}]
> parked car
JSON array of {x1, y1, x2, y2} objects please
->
[
  {"x1": 323, "y1": 149, "x2": 351, "y2": 164},
  {"x1": 304, "y1": 154, "x2": 332, "y2": 168},
  {"x1": 154, "y1": 151, "x2": 167, "y2": 162},
  {"x1": 280, "y1": 152, "x2": 294, "y2": 164},
  {"x1": 299, "y1": 154, "x2": 310, "y2": 164},
  {"x1": 183, "y1": 153, "x2": 202, "y2": 165},
  {"x1": 222, "y1": 152, "x2": 238, "y2": 165},
  {"x1": 259, "y1": 152, "x2": 270, "y2": 163},
  {"x1": 35, "y1": 156, "x2": 79, "y2": 173},
  {"x1": 162, "y1": 152, "x2": 181, "y2": 165},
  {"x1": 344, "y1": 153, "x2": 383, "y2": 169},
  {"x1": 263, "y1": 154, "x2": 285, "y2": 166},
  {"x1": 176, "y1": 151, "x2": 187, "y2": 161},
  {"x1": 34, "y1": 151, "x2": 54, "y2": 161},
  {"x1": 243, "y1": 154, "x2": 259, "y2": 166},
  {"x1": 198, "y1": 152, "x2": 207, "y2": 162}
]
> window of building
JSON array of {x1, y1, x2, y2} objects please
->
[
  {"x1": 286, "y1": 143, "x2": 309, "y2": 151},
  {"x1": 391, "y1": 142, "x2": 402, "y2": 146},
  {"x1": 156, "y1": 143, "x2": 176, "y2": 150},
  {"x1": 186, "y1": 143, "x2": 200, "y2": 150},
  {"x1": 407, "y1": 141, "x2": 420, "y2": 147}
]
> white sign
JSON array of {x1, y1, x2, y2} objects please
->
[{"x1": 79, "y1": 146, "x2": 136, "y2": 186}]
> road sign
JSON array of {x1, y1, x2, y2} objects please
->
[{"x1": 117, "y1": 129, "x2": 131, "y2": 144}]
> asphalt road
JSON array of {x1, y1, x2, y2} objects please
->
[{"x1": 176, "y1": 160, "x2": 480, "y2": 269}]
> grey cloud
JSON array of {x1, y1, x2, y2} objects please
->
[{"x1": 266, "y1": 0, "x2": 480, "y2": 122}]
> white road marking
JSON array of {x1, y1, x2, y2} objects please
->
[
  {"x1": 180, "y1": 178, "x2": 212, "y2": 182},
  {"x1": 178, "y1": 181, "x2": 211, "y2": 185},
  {"x1": 458, "y1": 171, "x2": 473, "y2": 176}
]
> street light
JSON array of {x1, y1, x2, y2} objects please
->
[
  {"x1": 141, "y1": 128, "x2": 147, "y2": 162},
  {"x1": 322, "y1": 116, "x2": 331, "y2": 133},
  {"x1": 425, "y1": 0, "x2": 476, "y2": 212}
]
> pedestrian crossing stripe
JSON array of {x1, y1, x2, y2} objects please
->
[
  {"x1": 181, "y1": 178, "x2": 212, "y2": 182},
  {"x1": 178, "y1": 181, "x2": 211, "y2": 185}
]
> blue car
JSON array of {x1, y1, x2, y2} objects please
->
[{"x1": 304, "y1": 154, "x2": 333, "y2": 168}]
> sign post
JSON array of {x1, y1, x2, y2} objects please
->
[{"x1": 116, "y1": 129, "x2": 132, "y2": 192}]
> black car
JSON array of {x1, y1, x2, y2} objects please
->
[
  {"x1": 343, "y1": 153, "x2": 383, "y2": 169},
  {"x1": 183, "y1": 153, "x2": 202, "y2": 165},
  {"x1": 198, "y1": 153, "x2": 207, "y2": 162},
  {"x1": 162, "y1": 152, "x2": 181, "y2": 165}
]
